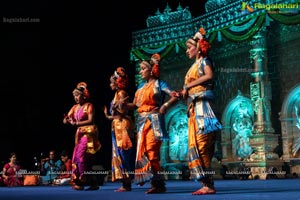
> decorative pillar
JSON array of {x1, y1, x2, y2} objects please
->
[
  {"x1": 249, "y1": 28, "x2": 273, "y2": 135},
  {"x1": 248, "y1": 28, "x2": 283, "y2": 179}
]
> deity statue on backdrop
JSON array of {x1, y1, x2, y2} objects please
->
[
  {"x1": 169, "y1": 111, "x2": 188, "y2": 161},
  {"x1": 232, "y1": 102, "x2": 253, "y2": 159},
  {"x1": 292, "y1": 104, "x2": 300, "y2": 157}
]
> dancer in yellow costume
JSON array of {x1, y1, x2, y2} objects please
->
[{"x1": 104, "y1": 67, "x2": 135, "y2": 192}]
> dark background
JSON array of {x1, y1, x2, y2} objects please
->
[{"x1": 1, "y1": 0, "x2": 206, "y2": 171}]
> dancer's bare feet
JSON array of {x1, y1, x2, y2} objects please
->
[
  {"x1": 86, "y1": 185, "x2": 99, "y2": 190},
  {"x1": 72, "y1": 185, "x2": 84, "y2": 191},
  {"x1": 192, "y1": 186, "x2": 216, "y2": 195},
  {"x1": 114, "y1": 187, "x2": 131, "y2": 192},
  {"x1": 145, "y1": 187, "x2": 166, "y2": 194},
  {"x1": 137, "y1": 182, "x2": 145, "y2": 186}
]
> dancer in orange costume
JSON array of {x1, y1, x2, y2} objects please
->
[
  {"x1": 121, "y1": 53, "x2": 178, "y2": 194},
  {"x1": 179, "y1": 27, "x2": 222, "y2": 195}
]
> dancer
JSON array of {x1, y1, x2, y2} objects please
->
[
  {"x1": 63, "y1": 82, "x2": 101, "y2": 190},
  {"x1": 179, "y1": 27, "x2": 222, "y2": 195},
  {"x1": 104, "y1": 67, "x2": 135, "y2": 192},
  {"x1": 121, "y1": 53, "x2": 178, "y2": 194}
]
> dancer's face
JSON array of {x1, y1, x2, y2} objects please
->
[
  {"x1": 139, "y1": 63, "x2": 151, "y2": 81},
  {"x1": 186, "y1": 43, "x2": 198, "y2": 59},
  {"x1": 73, "y1": 92, "x2": 85, "y2": 104},
  {"x1": 109, "y1": 80, "x2": 117, "y2": 90}
]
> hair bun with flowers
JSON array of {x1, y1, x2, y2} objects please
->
[
  {"x1": 115, "y1": 67, "x2": 126, "y2": 78},
  {"x1": 193, "y1": 27, "x2": 206, "y2": 41},
  {"x1": 111, "y1": 67, "x2": 128, "y2": 90},
  {"x1": 150, "y1": 53, "x2": 161, "y2": 65},
  {"x1": 77, "y1": 82, "x2": 87, "y2": 90},
  {"x1": 199, "y1": 27, "x2": 206, "y2": 36},
  {"x1": 74, "y1": 82, "x2": 90, "y2": 99},
  {"x1": 150, "y1": 53, "x2": 161, "y2": 78},
  {"x1": 196, "y1": 27, "x2": 211, "y2": 57}
]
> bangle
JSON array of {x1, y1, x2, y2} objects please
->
[
  {"x1": 163, "y1": 102, "x2": 169, "y2": 108},
  {"x1": 183, "y1": 85, "x2": 188, "y2": 90}
]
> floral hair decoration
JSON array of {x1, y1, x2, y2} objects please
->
[
  {"x1": 73, "y1": 82, "x2": 90, "y2": 99},
  {"x1": 186, "y1": 27, "x2": 211, "y2": 57},
  {"x1": 110, "y1": 67, "x2": 128, "y2": 90},
  {"x1": 140, "y1": 53, "x2": 161, "y2": 78}
]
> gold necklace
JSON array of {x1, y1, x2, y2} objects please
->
[{"x1": 136, "y1": 80, "x2": 154, "y2": 107}]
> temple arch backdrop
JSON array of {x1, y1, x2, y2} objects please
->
[
  {"x1": 280, "y1": 83, "x2": 300, "y2": 175},
  {"x1": 130, "y1": 1, "x2": 300, "y2": 179}
]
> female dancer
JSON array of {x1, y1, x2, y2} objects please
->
[
  {"x1": 121, "y1": 53, "x2": 178, "y2": 194},
  {"x1": 63, "y1": 82, "x2": 101, "y2": 190},
  {"x1": 179, "y1": 27, "x2": 222, "y2": 195},
  {"x1": 104, "y1": 67, "x2": 135, "y2": 192}
]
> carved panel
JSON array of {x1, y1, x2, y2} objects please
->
[{"x1": 165, "y1": 103, "x2": 189, "y2": 162}]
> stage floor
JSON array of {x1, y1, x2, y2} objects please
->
[{"x1": 1, "y1": 179, "x2": 300, "y2": 200}]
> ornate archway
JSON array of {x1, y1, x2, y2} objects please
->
[
  {"x1": 160, "y1": 103, "x2": 188, "y2": 179},
  {"x1": 280, "y1": 83, "x2": 300, "y2": 175},
  {"x1": 221, "y1": 90, "x2": 254, "y2": 163}
]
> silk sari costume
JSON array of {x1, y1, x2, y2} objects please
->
[
  {"x1": 3, "y1": 163, "x2": 23, "y2": 186},
  {"x1": 134, "y1": 79, "x2": 170, "y2": 185},
  {"x1": 110, "y1": 89, "x2": 135, "y2": 186},
  {"x1": 184, "y1": 57, "x2": 222, "y2": 187},
  {"x1": 67, "y1": 102, "x2": 101, "y2": 185}
]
